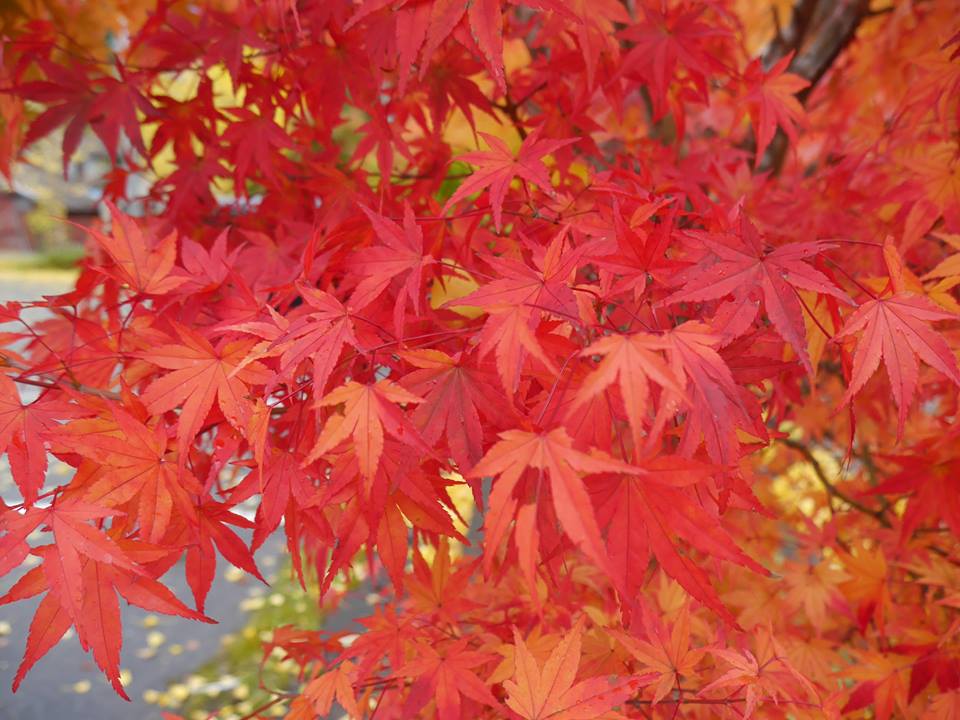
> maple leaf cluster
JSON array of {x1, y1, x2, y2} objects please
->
[{"x1": 2, "y1": 1, "x2": 960, "y2": 717}]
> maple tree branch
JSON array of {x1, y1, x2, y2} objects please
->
[
  {"x1": 388, "y1": 170, "x2": 471, "y2": 181},
  {"x1": 759, "y1": 0, "x2": 872, "y2": 172},
  {"x1": 535, "y1": 348, "x2": 580, "y2": 426},
  {"x1": 761, "y1": 0, "x2": 817, "y2": 69},
  {"x1": 799, "y1": 456, "x2": 954, "y2": 561},
  {"x1": 914, "y1": 527, "x2": 953, "y2": 535},
  {"x1": 235, "y1": 695, "x2": 292, "y2": 720},
  {"x1": 437, "y1": 258, "x2": 495, "y2": 280},
  {"x1": 824, "y1": 257, "x2": 879, "y2": 300},
  {"x1": 492, "y1": 81, "x2": 548, "y2": 141},
  {"x1": 1, "y1": 356, "x2": 121, "y2": 401},
  {"x1": 2, "y1": 2, "x2": 957, "y2": 713},
  {"x1": 513, "y1": 81, "x2": 549, "y2": 108},
  {"x1": 856, "y1": 444, "x2": 894, "y2": 517},
  {"x1": 761, "y1": 0, "x2": 871, "y2": 89},
  {"x1": 778, "y1": 437, "x2": 891, "y2": 527},
  {"x1": 671, "y1": 672, "x2": 683, "y2": 720},
  {"x1": 794, "y1": 1, "x2": 872, "y2": 102},
  {"x1": 793, "y1": 286, "x2": 832, "y2": 340},
  {"x1": 628, "y1": 695, "x2": 819, "y2": 707}
]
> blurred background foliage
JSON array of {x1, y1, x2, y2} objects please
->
[{"x1": 0, "y1": 0, "x2": 797, "y2": 259}]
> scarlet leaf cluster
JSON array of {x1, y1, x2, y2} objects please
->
[{"x1": 2, "y1": 1, "x2": 960, "y2": 717}]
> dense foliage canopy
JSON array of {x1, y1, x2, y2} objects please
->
[{"x1": 2, "y1": 0, "x2": 960, "y2": 717}]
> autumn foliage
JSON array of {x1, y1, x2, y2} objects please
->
[{"x1": 2, "y1": 0, "x2": 960, "y2": 717}]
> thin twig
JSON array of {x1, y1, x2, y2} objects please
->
[
  {"x1": 2, "y1": 357, "x2": 121, "y2": 400},
  {"x1": 778, "y1": 437, "x2": 891, "y2": 527}
]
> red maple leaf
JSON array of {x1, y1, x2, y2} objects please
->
[
  {"x1": 469, "y1": 427, "x2": 639, "y2": 585},
  {"x1": 399, "y1": 348, "x2": 506, "y2": 469},
  {"x1": 0, "y1": 375, "x2": 81, "y2": 504},
  {"x1": 741, "y1": 54, "x2": 810, "y2": 166},
  {"x1": 655, "y1": 322, "x2": 768, "y2": 466},
  {"x1": 444, "y1": 128, "x2": 575, "y2": 230},
  {"x1": 593, "y1": 455, "x2": 766, "y2": 622},
  {"x1": 618, "y1": 4, "x2": 728, "y2": 117},
  {"x1": 184, "y1": 498, "x2": 265, "y2": 613},
  {"x1": 572, "y1": 332, "x2": 684, "y2": 455},
  {"x1": 660, "y1": 214, "x2": 851, "y2": 372},
  {"x1": 17, "y1": 59, "x2": 154, "y2": 173},
  {"x1": 349, "y1": 203, "x2": 435, "y2": 336},
  {"x1": 271, "y1": 284, "x2": 364, "y2": 399},
  {"x1": 870, "y1": 440, "x2": 960, "y2": 540},
  {"x1": 2, "y1": 542, "x2": 209, "y2": 697},
  {"x1": 89, "y1": 202, "x2": 185, "y2": 296},
  {"x1": 395, "y1": 639, "x2": 500, "y2": 719},
  {"x1": 0, "y1": 498, "x2": 208, "y2": 695},
  {"x1": 305, "y1": 380, "x2": 426, "y2": 480},
  {"x1": 835, "y1": 292, "x2": 960, "y2": 436},
  {"x1": 450, "y1": 231, "x2": 587, "y2": 392},
  {"x1": 229, "y1": 447, "x2": 318, "y2": 552}
]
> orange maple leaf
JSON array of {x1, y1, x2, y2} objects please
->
[
  {"x1": 505, "y1": 616, "x2": 645, "y2": 720},
  {"x1": 302, "y1": 661, "x2": 361, "y2": 719},
  {"x1": 139, "y1": 325, "x2": 272, "y2": 451},
  {"x1": 90, "y1": 201, "x2": 185, "y2": 295},
  {"x1": 572, "y1": 332, "x2": 683, "y2": 453},
  {"x1": 305, "y1": 380, "x2": 425, "y2": 479},
  {"x1": 614, "y1": 604, "x2": 705, "y2": 704},
  {"x1": 469, "y1": 427, "x2": 639, "y2": 582},
  {"x1": 56, "y1": 407, "x2": 202, "y2": 543}
]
